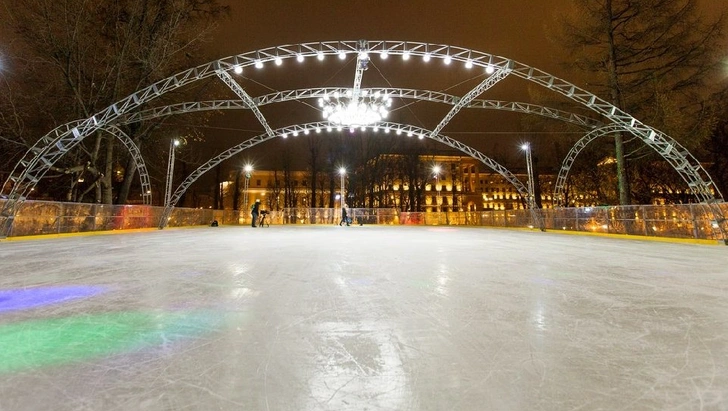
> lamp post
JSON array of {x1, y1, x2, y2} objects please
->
[
  {"x1": 521, "y1": 143, "x2": 535, "y2": 210},
  {"x1": 243, "y1": 164, "x2": 252, "y2": 217},
  {"x1": 339, "y1": 167, "x2": 346, "y2": 209},
  {"x1": 521, "y1": 143, "x2": 544, "y2": 231},
  {"x1": 432, "y1": 165, "x2": 441, "y2": 213},
  {"x1": 164, "y1": 139, "x2": 180, "y2": 207}
]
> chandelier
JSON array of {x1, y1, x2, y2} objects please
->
[{"x1": 319, "y1": 90, "x2": 392, "y2": 126}]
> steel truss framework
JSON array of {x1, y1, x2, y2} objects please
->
[
  {"x1": 117, "y1": 92, "x2": 604, "y2": 129},
  {"x1": 0, "y1": 40, "x2": 724, "y2": 240},
  {"x1": 0, "y1": 123, "x2": 152, "y2": 225},
  {"x1": 157, "y1": 121, "x2": 535, "y2": 229}
]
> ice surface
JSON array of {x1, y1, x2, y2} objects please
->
[{"x1": 0, "y1": 225, "x2": 727, "y2": 410}]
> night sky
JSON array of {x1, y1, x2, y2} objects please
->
[{"x1": 191, "y1": 0, "x2": 728, "y2": 171}]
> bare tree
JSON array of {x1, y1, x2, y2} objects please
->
[
  {"x1": 553, "y1": 0, "x2": 725, "y2": 205},
  {"x1": 0, "y1": 0, "x2": 228, "y2": 204}
]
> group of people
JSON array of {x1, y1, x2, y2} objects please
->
[{"x1": 249, "y1": 200, "x2": 355, "y2": 227}]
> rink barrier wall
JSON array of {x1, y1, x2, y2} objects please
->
[{"x1": 1, "y1": 199, "x2": 725, "y2": 242}]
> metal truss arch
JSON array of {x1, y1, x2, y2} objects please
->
[
  {"x1": 552, "y1": 124, "x2": 727, "y2": 241},
  {"x1": 158, "y1": 121, "x2": 531, "y2": 229},
  {"x1": 100, "y1": 125, "x2": 153, "y2": 205},
  {"x1": 552, "y1": 124, "x2": 634, "y2": 207},
  {"x1": 1, "y1": 39, "x2": 721, "y2": 238},
  {"x1": 0, "y1": 122, "x2": 152, "y2": 236}
]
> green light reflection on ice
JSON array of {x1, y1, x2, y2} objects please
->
[{"x1": 0, "y1": 310, "x2": 223, "y2": 373}]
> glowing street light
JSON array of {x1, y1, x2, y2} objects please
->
[
  {"x1": 164, "y1": 139, "x2": 181, "y2": 207},
  {"x1": 432, "y1": 165, "x2": 442, "y2": 213},
  {"x1": 243, "y1": 164, "x2": 253, "y2": 216},
  {"x1": 339, "y1": 167, "x2": 346, "y2": 210},
  {"x1": 520, "y1": 142, "x2": 544, "y2": 231},
  {"x1": 521, "y1": 143, "x2": 535, "y2": 211}
]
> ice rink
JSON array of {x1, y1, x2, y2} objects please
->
[{"x1": 1, "y1": 225, "x2": 727, "y2": 410}]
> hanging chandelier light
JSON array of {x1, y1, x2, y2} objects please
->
[{"x1": 319, "y1": 90, "x2": 392, "y2": 126}]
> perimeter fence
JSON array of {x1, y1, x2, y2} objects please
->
[{"x1": 1, "y1": 199, "x2": 726, "y2": 242}]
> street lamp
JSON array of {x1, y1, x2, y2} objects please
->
[
  {"x1": 164, "y1": 139, "x2": 180, "y2": 207},
  {"x1": 521, "y1": 142, "x2": 545, "y2": 231},
  {"x1": 432, "y1": 165, "x2": 441, "y2": 213},
  {"x1": 338, "y1": 167, "x2": 346, "y2": 209},
  {"x1": 243, "y1": 164, "x2": 253, "y2": 215},
  {"x1": 521, "y1": 143, "x2": 535, "y2": 210}
]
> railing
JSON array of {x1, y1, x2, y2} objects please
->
[
  {"x1": 2, "y1": 199, "x2": 726, "y2": 242},
  {"x1": 0, "y1": 199, "x2": 231, "y2": 237}
]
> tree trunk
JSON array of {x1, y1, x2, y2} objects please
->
[
  {"x1": 606, "y1": 0, "x2": 631, "y2": 205},
  {"x1": 102, "y1": 137, "x2": 114, "y2": 204},
  {"x1": 117, "y1": 155, "x2": 137, "y2": 205}
]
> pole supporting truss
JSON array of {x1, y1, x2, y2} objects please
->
[
  {"x1": 215, "y1": 70, "x2": 275, "y2": 137},
  {"x1": 430, "y1": 66, "x2": 512, "y2": 138}
]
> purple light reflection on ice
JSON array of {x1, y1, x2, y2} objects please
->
[{"x1": 0, "y1": 286, "x2": 107, "y2": 313}]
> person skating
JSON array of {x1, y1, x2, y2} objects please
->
[
  {"x1": 251, "y1": 199, "x2": 261, "y2": 227},
  {"x1": 339, "y1": 205, "x2": 350, "y2": 226}
]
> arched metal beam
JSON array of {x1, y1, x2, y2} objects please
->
[
  {"x1": 158, "y1": 121, "x2": 533, "y2": 229},
  {"x1": 1, "y1": 40, "x2": 722, "y2": 238},
  {"x1": 100, "y1": 125, "x2": 153, "y2": 205},
  {"x1": 553, "y1": 124, "x2": 632, "y2": 207},
  {"x1": 552, "y1": 124, "x2": 726, "y2": 240},
  {"x1": 0, "y1": 123, "x2": 152, "y2": 236}
]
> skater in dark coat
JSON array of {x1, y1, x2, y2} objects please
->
[
  {"x1": 251, "y1": 199, "x2": 260, "y2": 227},
  {"x1": 339, "y1": 205, "x2": 350, "y2": 226}
]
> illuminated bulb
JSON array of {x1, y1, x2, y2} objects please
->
[
  {"x1": 292, "y1": 131, "x2": 299, "y2": 137},
  {"x1": 255, "y1": 60, "x2": 263, "y2": 69},
  {"x1": 486, "y1": 65, "x2": 495, "y2": 74},
  {"x1": 234, "y1": 65, "x2": 243, "y2": 74},
  {"x1": 444, "y1": 56, "x2": 452, "y2": 65},
  {"x1": 465, "y1": 60, "x2": 473, "y2": 69},
  {"x1": 281, "y1": 133, "x2": 288, "y2": 138},
  {"x1": 317, "y1": 51, "x2": 324, "y2": 60},
  {"x1": 274, "y1": 57, "x2": 282, "y2": 66},
  {"x1": 304, "y1": 129, "x2": 310, "y2": 135},
  {"x1": 297, "y1": 54, "x2": 304, "y2": 62},
  {"x1": 315, "y1": 127, "x2": 321, "y2": 133},
  {"x1": 423, "y1": 53, "x2": 431, "y2": 62},
  {"x1": 380, "y1": 50, "x2": 388, "y2": 59},
  {"x1": 402, "y1": 51, "x2": 410, "y2": 60},
  {"x1": 338, "y1": 51, "x2": 346, "y2": 59}
]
